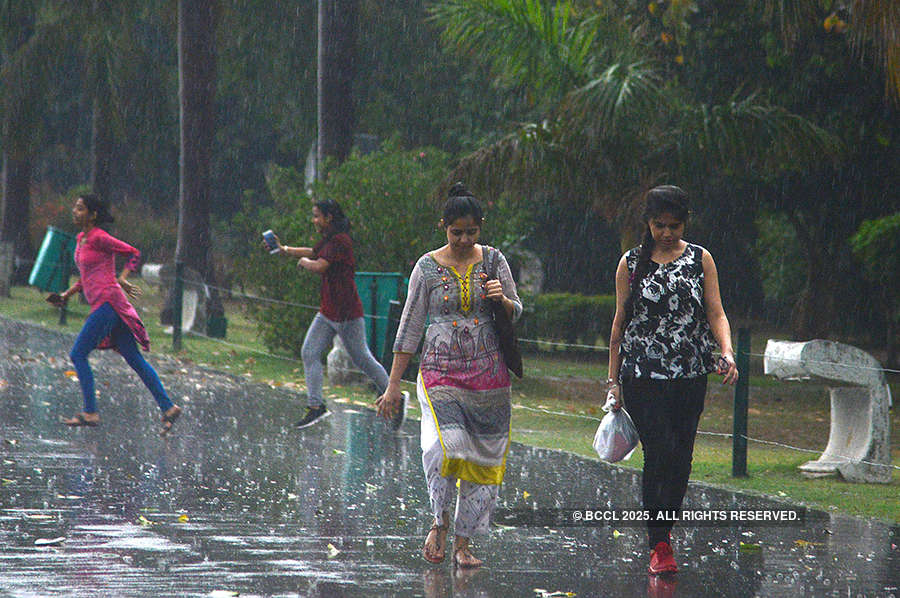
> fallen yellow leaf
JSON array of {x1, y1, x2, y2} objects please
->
[
  {"x1": 138, "y1": 515, "x2": 156, "y2": 526},
  {"x1": 794, "y1": 539, "x2": 823, "y2": 548}
]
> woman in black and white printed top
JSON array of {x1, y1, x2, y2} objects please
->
[{"x1": 606, "y1": 185, "x2": 738, "y2": 577}]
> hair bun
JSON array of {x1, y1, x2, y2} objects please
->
[{"x1": 448, "y1": 182, "x2": 470, "y2": 198}]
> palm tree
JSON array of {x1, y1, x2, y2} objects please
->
[
  {"x1": 765, "y1": 0, "x2": 900, "y2": 104},
  {"x1": 430, "y1": 0, "x2": 838, "y2": 248}
]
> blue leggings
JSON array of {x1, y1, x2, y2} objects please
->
[{"x1": 70, "y1": 302, "x2": 173, "y2": 414}]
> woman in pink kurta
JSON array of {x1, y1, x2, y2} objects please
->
[{"x1": 48, "y1": 194, "x2": 182, "y2": 435}]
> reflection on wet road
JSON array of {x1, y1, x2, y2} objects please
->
[{"x1": 1, "y1": 317, "x2": 898, "y2": 597}]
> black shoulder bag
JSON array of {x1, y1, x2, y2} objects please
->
[{"x1": 489, "y1": 247, "x2": 523, "y2": 378}]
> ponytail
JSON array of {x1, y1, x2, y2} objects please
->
[{"x1": 623, "y1": 226, "x2": 656, "y2": 326}]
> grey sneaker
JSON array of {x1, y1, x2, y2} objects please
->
[
  {"x1": 389, "y1": 391, "x2": 409, "y2": 431},
  {"x1": 294, "y1": 405, "x2": 330, "y2": 429}
]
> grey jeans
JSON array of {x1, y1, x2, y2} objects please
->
[{"x1": 301, "y1": 312, "x2": 390, "y2": 408}]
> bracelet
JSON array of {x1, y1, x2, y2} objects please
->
[{"x1": 606, "y1": 378, "x2": 618, "y2": 387}]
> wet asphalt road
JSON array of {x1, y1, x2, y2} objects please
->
[{"x1": 1, "y1": 316, "x2": 898, "y2": 597}]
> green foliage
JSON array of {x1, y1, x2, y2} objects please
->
[
  {"x1": 310, "y1": 141, "x2": 533, "y2": 272},
  {"x1": 112, "y1": 200, "x2": 177, "y2": 264},
  {"x1": 753, "y1": 211, "x2": 805, "y2": 304},
  {"x1": 235, "y1": 144, "x2": 457, "y2": 355},
  {"x1": 850, "y1": 212, "x2": 900, "y2": 309},
  {"x1": 310, "y1": 144, "x2": 454, "y2": 273},
  {"x1": 518, "y1": 292, "x2": 616, "y2": 347},
  {"x1": 436, "y1": 0, "x2": 840, "y2": 247},
  {"x1": 28, "y1": 184, "x2": 83, "y2": 244},
  {"x1": 27, "y1": 183, "x2": 176, "y2": 264},
  {"x1": 429, "y1": 0, "x2": 598, "y2": 105},
  {"x1": 355, "y1": 1, "x2": 519, "y2": 153},
  {"x1": 231, "y1": 166, "x2": 323, "y2": 357}
]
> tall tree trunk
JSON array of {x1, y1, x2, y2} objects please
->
[
  {"x1": 1, "y1": 5, "x2": 36, "y2": 284},
  {"x1": 90, "y1": 90, "x2": 113, "y2": 204},
  {"x1": 0, "y1": 154, "x2": 34, "y2": 284},
  {"x1": 176, "y1": 0, "x2": 222, "y2": 320},
  {"x1": 317, "y1": 0, "x2": 358, "y2": 171}
]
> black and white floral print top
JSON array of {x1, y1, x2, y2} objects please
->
[{"x1": 619, "y1": 243, "x2": 717, "y2": 380}]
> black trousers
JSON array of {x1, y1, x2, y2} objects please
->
[{"x1": 622, "y1": 376, "x2": 707, "y2": 548}]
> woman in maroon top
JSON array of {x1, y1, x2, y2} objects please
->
[{"x1": 268, "y1": 200, "x2": 397, "y2": 429}]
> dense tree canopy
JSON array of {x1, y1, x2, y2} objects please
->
[{"x1": 0, "y1": 0, "x2": 896, "y2": 353}]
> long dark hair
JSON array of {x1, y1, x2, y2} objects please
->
[
  {"x1": 623, "y1": 185, "x2": 690, "y2": 323},
  {"x1": 314, "y1": 199, "x2": 350, "y2": 235},
  {"x1": 79, "y1": 193, "x2": 114, "y2": 225},
  {"x1": 442, "y1": 182, "x2": 483, "y2": 225}
]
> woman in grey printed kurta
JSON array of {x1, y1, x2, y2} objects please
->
[{"x1": 377, "y1": 184, "x2": 521, "y2": 568}]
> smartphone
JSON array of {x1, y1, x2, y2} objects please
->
[{"x1": 262, "y1": 230, "x2": 280, "y2": 254}]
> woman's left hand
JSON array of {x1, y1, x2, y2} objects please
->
[
  {"x1": 717, "y1": 354, "x2": 739, "y2": 385},
  {"x1": 119, "y1": 279, "x2": 142, "y2": 300},
  {"x1": 484, "y1": 279, "x2": 505, "y2": 302}
]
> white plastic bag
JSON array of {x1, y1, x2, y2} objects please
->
[{"x1": 593, "y1": 397, "x2": 639, "y2": 462}]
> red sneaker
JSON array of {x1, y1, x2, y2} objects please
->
[{"x1": 648, "y1": 541, "x2": 678, "y2": 575}]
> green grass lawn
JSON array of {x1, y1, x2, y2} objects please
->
[{"x1": 2, "y1": 281, "x2": 898, "y2": 523}]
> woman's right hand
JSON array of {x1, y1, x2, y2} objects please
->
[
  {"x1": 261, "y1": 233, "x2": 284, "y2": 254},
  {"x1": 46, "y1": 292, "x2": 67, "y2": 308},
  {"x1": 606, "y1": 384, "x2": 622, "y2": 411},
  {"x1": 376, "y1": 386, "x2": 404, "y2": 420}
]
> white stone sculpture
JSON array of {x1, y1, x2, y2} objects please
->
[
  {"x1": 141, "y1": 263, "x2": 206, "y2": 334},
  {"x1": 326, "y1": 335, "x2": 370, "y2": 386},
  {"x1": 764, "y1": 339, "x2": 892, "y2": 483}
]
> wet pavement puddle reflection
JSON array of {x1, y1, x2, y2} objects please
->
[{"x1": 1, "y1": 317, "x2": 898, "y2": 597}]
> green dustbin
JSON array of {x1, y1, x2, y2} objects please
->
[
  {"x1": 354, "y1": 272, "x2": 405, "y2": 365},
  {"x1": 206, "y1": 314, "x2": 228, "y2": 339},
  {"x1": 28, "y1": 226, "x2": 77, "y2": 293}
]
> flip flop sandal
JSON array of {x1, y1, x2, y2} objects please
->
[
  {"x1": 63, "y1": 413, "x2": 99, "y2": 427},
  {"x1": 423, "y1": 523, "x2": 449, "y2": 564},
  {"x1": 160, "y1": 405, "x2": 182, "y2": 436}
]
